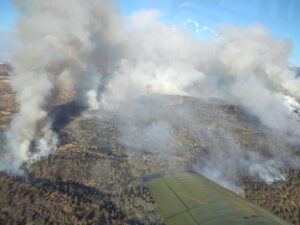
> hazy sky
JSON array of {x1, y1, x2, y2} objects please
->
[{"x1": 0, "y1": 0, "x2": 299, "y2": 65}]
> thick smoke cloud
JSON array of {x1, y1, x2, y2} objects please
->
[
  {"x1": 2, "y1": 0, "x2": 125, "y2": 174},
  {"x1": 102, "y1": 10, "x2": 300, "y2": 187},
  {"x1": 2, "y1": 0, "x2": 300, "y2": 189},
  {"x1": 118, "y1": 95, "x2": 298, "y2": 192}
]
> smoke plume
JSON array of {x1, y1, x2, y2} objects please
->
[
  {"x1": 1, "y1": 0, "x2": 299, "y2": 190},
  {"x1": 3, "y1": 0, "x2": 125, "y2": 174}
]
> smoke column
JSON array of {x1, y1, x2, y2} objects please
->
[
  {"x1": 1, "y1": 0, "x2": 299, "y2": 187},
  {"x1": 2, "y1": 0, "x2": 124, "y2": 174}
]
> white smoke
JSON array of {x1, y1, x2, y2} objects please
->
[
  {"x1": 2, "y1": 0, "x2": 299, "y2": 188},
  {"x1": 249, "y1": 161, "x2": 286, "y2": 184},
  {"x1": 101, "y1": 11, "x2": 300, "y2": 187},
  {"x1": 121, "y1": 120, "x2": 174, "y2": 154},
  {"x1": 193, "y1": 126, "x2": 288, "y2": 191},
  {"x1": 3, "y1": 0, "x2": 125, "y2": 174}
]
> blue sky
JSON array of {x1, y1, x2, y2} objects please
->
[
  {"x1": 0, "y1": 0, "x2": 300, "y2": 65},
  {"x1": 0, "y1": 0, "x2": 18, "y2": 32}
]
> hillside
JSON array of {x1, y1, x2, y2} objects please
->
[{"x1": 0, "y1": 67, "x2": 299, "y2": 225}]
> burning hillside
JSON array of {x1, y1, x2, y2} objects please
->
[
  {"x1": 0, "y1": 70, "x2": 299, "y2": 224},
  {"x1": 0, "y1": 0, "x2": 300, "y2": 224},
  {"x1": 2, "y1": 0, "x2": 300, "y2": 175}
]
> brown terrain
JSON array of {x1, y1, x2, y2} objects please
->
[{"x1": 0, "y1": 64, "x2": 299, "y2": 225}]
